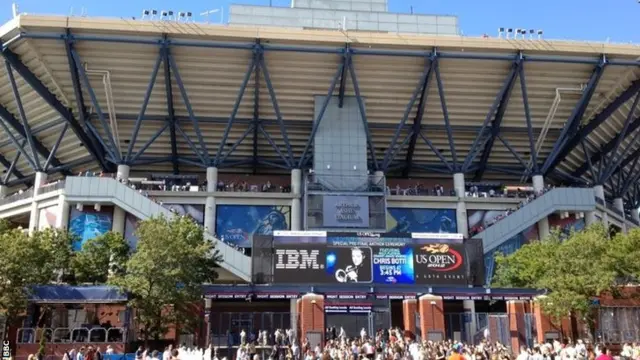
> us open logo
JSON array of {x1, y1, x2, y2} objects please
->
[{"x1": 414, "y1": 244, "x2": 463, "y2": 272}]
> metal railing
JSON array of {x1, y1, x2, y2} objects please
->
[
  {"x1": 0, "y1": 187, "x2": 34, "y2": 206},
  {"x1": 39, "y1": 180, "x2": 66, "y2": 195},
  {"x1": 444, "y1": 312, "x2": 536, "y2": 348},
  {"x1": 17, "y1": 327, "x2": 126, "y2": 344},
  {"x1": 305, "y1": 173, "x2": 386, "y2": 193}
]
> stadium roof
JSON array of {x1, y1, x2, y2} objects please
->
[{"x1": 1, "y1": 15, "x2": 640, "y2": 208}]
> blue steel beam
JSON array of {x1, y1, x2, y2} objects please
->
[
  {"x1": 174, "y1": 123, "x2": 207, "y2": 165},
  {"x1": 337, "y1": 45, "x2": 350, "y2": 108},
  {"x1": 0, "y1": 112, "x2": 38, "y2": 170},
  {"x1": 168, "y1": 51, "x2": 211, "y2": 165},
  {"x1": 5, "y1": 61, "x2": 41, "y2": 170},
  {"x1": 383, "y1": 55, "x2": 432, "y2": 171},
  {"x1": 572, "y1": 114, "x2": 640, "y2": 178},
  {"x1": 162, "y1": 41, "x2": 179, "y2": 174},
  {"x1": 6, "y1": 156, "x2": 95, "y2": 187},
  {"x1": 128, "y1": 122, "x2": 171, "y2": 164},
  {"x1": 541, "y1": 58, "x2": 607, "y2": 175},
  {"x1": 558, "y1": 80, "x2": 640, "y2": 177},
  {"x1": 20, "y1": 32, "x2": 640, "y2": 66},
  {"x1": 620, "y1": 153, "x2": 640, "y2": 194},
  {"x1": 472, "y1": 59, "x2": 522, "y2": 181},
  {"x1": 3, "y1": 140, "x2": 25, "y2": 184},
  {"x1": 496, "y1": 134, "x2": 529, "y2": 170},
  {"x1": 213, "y1": 50, "x2": 257, "y2": 167},
  {"x1": 44, "y1": 123, "x2": 68, "y2": 171},
  {"x1": 2, "y1": 43, "x2": 110, "y2": 172},
  {"x1": 433, "y1": 57, "x2": 457, "y2": 169},
  {"x1": 70, "y1": 48, "x2": 122, "y2": 162},
  {"x1": 0, "y1": 103, "x2": 64, "y2": 170},
  {"x1": 297, "y1": 57, "x2": 344, "y2": 168},
  {"x1": 417, "y1": 132, "x2": 453, "y2": 172},
  {"x1": 403, "y1": 60, "x2": 435, "y2": 177},
  {"x1": 217, "y1": 124, "x2": 256, "y2": 167},
  {"x1": 519, "y1": 64, "x2": 539, "y2": 175},
  {"x1": 600, "y1": 92, "x2": 640, "y2": 183},
  {"x1": 252, "y1": 42, "x2": 261, "y2": 173},
  {"x1": 257, "y1": 125, "x2": 291, "y2": 167},
  {"x1": 348, "y1": 55, "x2": 380, "y2": 171},
  {"x1": 126, "y1": 49, "x2": 163, "y2": 162},
  {"x1": 259, "y1": 50, "x2": 294, "y2": 167},
  {"x1": 579, "y1": 139, "x2": 597, "y2": 182}
]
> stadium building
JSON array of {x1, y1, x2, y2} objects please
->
[{"x1": 1, "y1": 0, "x2": 640, "y2": 356}]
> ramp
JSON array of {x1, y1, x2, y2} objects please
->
[{"x1": 64, "y1": 177, "x2": 251, "y2": 282}]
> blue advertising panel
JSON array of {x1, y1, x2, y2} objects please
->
[
  {"x1": 387, "y1": 208, "x2": 457, "y2": 233},
  {"x1": 272, "y1": 232, "x2": 467, "y2": 285},
  {"x1": 483, "y1": 224, "x2": 539, "y2": 285},
  {"x1": 68, "y1": 207, "x2": 113, "y2": 251},
  {"x1": 216, "y1": 205, "x2": 290, "y2": 247},
  {"x1": 124, "y1": 213, "x2": 140, "y2": 251}
]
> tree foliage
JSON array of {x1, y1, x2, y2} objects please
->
[
  {"x1": 0, "y1": 227, "x2": 74, "y2": 323},
  {"x1": 72, "y1": 232, "x2": 130, "y2": 284},
  {"x1": 109, "y1": 214, "x2": 221, "y2": 341},
  {"x1": 493, "y1": 223, "x2": 640, "y2": 325}
]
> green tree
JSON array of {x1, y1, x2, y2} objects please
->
[
  {"x1": 109, "y1": 214, "x2": 221, "y2": 342},
  {"x1": 72, "y1": 231, "x2": 130, "y2": 284},
  {"x1": 492, "y1": 224, "x2": 616, "y2": 337},
  {"x1": 0, "y1": 228, "x2": 74, "y2": 324}
]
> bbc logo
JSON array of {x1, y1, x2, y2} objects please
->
[{"x1": 2, "y1": 340, "x2": 10, "y2": 360}]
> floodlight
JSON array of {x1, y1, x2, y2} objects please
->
[
  {"x1": 537, "y1": 30, "x2": 543, "y2": 39},
  {"x1": 142, "y1": 9, "x2": 150, "y2": 20}
]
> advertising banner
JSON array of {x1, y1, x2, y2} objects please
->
[
  {"x1": 322, "y1": 195, "x2": 370, "y2": 228},
  {"x1": 272, "y1": 232, "x2": 467, "y2": 285}
]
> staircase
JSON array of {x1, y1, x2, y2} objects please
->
[
  {"x1": 473, "y1": 188, "x2": 597, "y2": 254},
  {"x1": 64, "y1": 177, "x2": 252, "y2": 282}
]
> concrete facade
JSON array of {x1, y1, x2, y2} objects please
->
[{"x1": 229, "y1": 0, "x2": 459, "y2": 36}]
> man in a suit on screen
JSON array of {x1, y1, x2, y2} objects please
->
[{"x1": 335, "y1": 247, "x2": 371, "y2": 283}]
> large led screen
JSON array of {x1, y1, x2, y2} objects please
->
[
  {"x1": 68, "y1": 207, "x2": 113, "y2": 251},
  {"x1": 216, "y1": 205, "x2": 291, "y2": 247},
  {"x1": 273, "y1": 233, "x2": 468, "y2": 285},
  {"x1": 386, "y1": 208, "x2": 457, "y2": 233}
]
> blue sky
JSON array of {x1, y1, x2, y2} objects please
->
[{"x1": 1, "y1": 0, "x2": 639, "y2": 43}]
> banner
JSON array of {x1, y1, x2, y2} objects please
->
[
  {"x1": 272, "y1": 232, "x2": 468, "y2": 285},
  {"x1": 322, "y1": 195, "x2": 369, "y2": 228},
  {"x1": 216, "y1": 205, "x2": 291, "y2": 247},
  {"x1": 387, "y1": 208, "x2": 457, "y2": 233}
]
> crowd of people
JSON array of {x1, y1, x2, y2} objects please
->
[
  {"x1": 468, "y1": 186, "x2": 553, "y2": 237},
  {"x1": 92, "y1": 327, "x2": 640, "y2": 360}
]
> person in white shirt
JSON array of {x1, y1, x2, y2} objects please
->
[
  {"x1": 360, "y1": 328, "x2": 367, "y2": 341},
  {"x1": 516, "y1": 346, "x2": 531, "y2": 360}
]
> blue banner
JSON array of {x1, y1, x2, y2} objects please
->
[
  {"x1": 216, "y1": 205, "x2": 290, "y2": 247},
  {"x1": 387, "y1": 208, "x2": 457, "y2": 233},
  {"x1": 68, "y1": 207, "x2": 113, "y2": 251}
]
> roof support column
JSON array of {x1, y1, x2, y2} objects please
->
[
  {"x1": 291, "y1": 168, "x2": 302, "y2": 231},
  {"x1": 453, "y1": 172, "x2": 468, "y2": 238},
  {"x1": 632, "y1": 208, "x2": 640, "y2": 224},
  {"x1": 116, "y1": 164, "x2": 130, "y2": 182}
]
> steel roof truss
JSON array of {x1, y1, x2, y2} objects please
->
[
  {"x1": 5, "y1": 61, "x2": 41, "y2": 170},
  {"x1": 579, "y1": 139, "x2": 598, "y2": 184},
  {"x1": 128, "y1": 122, "x2": 170, "y2": 164},
  {"x1": 0, "y1": 111, "x2": 38, "y2": 170},
  {"x1": 347, "y1": 54, "x2": 379, "y2": 171},
  {"x1": 519, "y1": 64, "x2": 539, "y2": 175},
  {"x1": 417, "y1": 132, "x2": 453, "y2": 173},
  {"x1": 470, "y1": 59, "x2": 521, "y2": 180},
  {"x1": 70, "y1": 48, "x2": 121, "y2": 163},
  {"x1": 383, "y1": 54, "x2": 432, "y2": 171},
  {"x1": 174, "y1": 123, "x2": 207, "y2": 165},
  {"x1": 403, "y1": 57, "x2": 435, "y2": 178},
  {"x1": 62, "y1": 36, "x2": 110, "y2": 171},
  {"x1": 252, "y1": 42, "x2": 260, "y2": 173},
  {"x1": 217, "y1": 124, "x2": 256, "y2": 167},
  {"x1": 496, "y1": 134, "x2": 529, "y2": 171},
  {"x1": 600, "y1": 92, "x2": 640, "y2": 183},
  {"x1": 44, "y1": 123, "x2": 68, "y2": 171},
  {"x1": 337, "y1": 45, "x2": 349, "y2": 109},
  {"x1": 212, "y1": 50, "x2": 257, "y2": 167},
  {"x1": 259, "y1": 49, "x2": 294, "y2": 167},
  {"x1": 3, "y1": 139, "x2": 25, "y2": 184},
  {"x1": 161, "y1": 41, "x2": 179, "y2": 174},
  {"x1": 126, "y1": 48, "x2": 163, "y2": 163},
  {"x1": 297, "y1": 56, "x2": 344, "y2": 168},
  {"x1": 542, "y1": 58, "x2": 607, "y2": 175},
  {"x1": 167, "y1": 51, "x2": 211, "y2": 166},
  {"x1": 434, "y1": 58, "x2": 457, "y2": 169},
  {"x1": 257, "y1": 124, "x2": 291, "y2": 168}
]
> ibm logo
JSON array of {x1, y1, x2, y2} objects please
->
[{"x1": 274, "y1": 249, "x2": 324, "y2": 270}]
